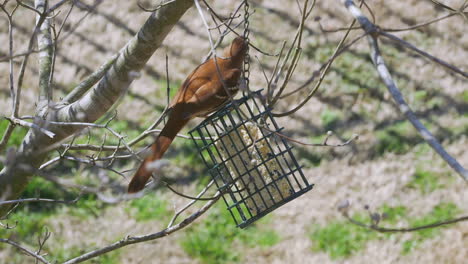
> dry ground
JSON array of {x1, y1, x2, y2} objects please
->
[{"x1": 0, "y1": 0, "x2": 467, "y2": 263}]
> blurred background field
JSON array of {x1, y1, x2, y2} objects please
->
[{"x1": 0, "y1": 0, "x2": 467, "y2": 263}]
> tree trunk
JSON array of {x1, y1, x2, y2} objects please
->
[{"x1": 0, "y1": 0, "x2": 194, "y2": 217}]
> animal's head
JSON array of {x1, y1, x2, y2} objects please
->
[{"x1": 224, "y1": 36, "x2": 248, "y2": 59}]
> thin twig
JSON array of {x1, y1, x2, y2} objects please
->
[
  {"x1": 56, "y1": 109, "x2": 174, "y2": 152},
  {"x1": 344, "y1": 213, "x2": 468, "y2": 233},
  {"x1": 59, "y1": 0, "x2": 103, "y2": 43},
  {"x1": 268, "y1": 0, "x2": 312, "y2": 107},
  {"x1": 340, "y1": 0, "x2": 468, "y2": 181},
  {"x1": 47, "y1": 0, "x2": 73, "y2": 14},
  {"x1": 49, "y1": 0, "x2": 75, "y2": 88},
  {"x1": 16, "y1": 0, "x2": 41, "y2": 15},
  {"x1": 137, "y1": 0, "x2": 176, "y2": 12},
  {"x1": 0, "y1": 3, "x2": 19, "y2": 152},
  {"x1": 167, "y1": 180, "x2": 216, "y2": 227},
  {"x1": 59, "y1": 128, "x2": 198, "y2": 152},
  {"x1": 201, "y1": 0, "x2": 245, "y2": 62},
  {"x1": 279, "y1": 32, "x2": 367, "y2": 99},
  {"x1": 272, "y1": 6, "x2": 360, "y2": 117},
  {"x1": 0, "y1": 239, "x2": 51, "y2": 264},
  {"x1": 5, "y1": 117, "x2": 55, "y2": 138},
  {"x1": 163, "y1": 181, "x2": 218, "y2": 201},
  {"x1": 12, "y1": 0, "x2": 57, "y2": 126},
  {"x1": 35, "y1": 227, "x2": 51, "y2": 264},
  {"x1": 271, "y1": 129, "x2": 359, "y2": 147},
  {"x1": 202, "y1": 0, "x2": 278, "y2": 57},
  {"x1": 382, "y1": 13, "x2": 456, "y2": 32},
  {"x1": 42, "y1": 117, "x2": 138, "y2": 159},
  {"x1": 62, "y1": 194, "x2": 220, "y2": 264},
  {"x1": 194, "y1": 0, "x2": 244, "y2": 115},
  {"x1": 380, "y1": 31, "x2": 467, "y2": 78},
  {"x1": 0, "y1": 196, "x2": 80, "y2": 206}
]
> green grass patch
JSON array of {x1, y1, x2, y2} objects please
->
[
  {"x1": 0, "y1": 119, "x2": 28, "y2": 147},
  {"x1": 448, "y1": 116, "x2": 468, "y2": 135},
  {"x1": 252, "y1": 229, "x2": 281, "y2": 247},
  {"x1": 406, "y1": 168, "x2": 442, "y2": 194},
  {"x1": 0, "y1": 176, "x2": 104, "y2": 241},
  {"x1": 296, "y1": 146, "x2": 322, "y2": 167},
  {"x1": 23, "y1": 176, "x2": 69, "y2": 200},
  {"x1": 305, "y1": 43, "x2": 375, "y2": 93},
  {"x1": 413, "y1": 90, "x2": 428, "y2": 101},
  {"x1": 126, "y1": 193, "x2": 170, "y2": 222},
  {"x1": 20, "y1": 176, "x2": 103, "y2": 219},
  {"x1": 309, "y1": 203, "x2": 459, "y2": 258},
  {"x1": 320, "y1": 108, "x2": 342, "y2": 130},
  {"x1": 67, "y1": 195, "x2": 104, "y2": 219},
  {"x1": 154, "y1": 79, "x2": 181, "y2": 99},
  {"x1": 413, "y1": 143, "x2": 431, "y2": 157},
  {"x1": 412, "y1": 90, "x2": 430, "y2": 108},
  {"x1": 460, "y1": 90, "x2": 468, "y2": 103},
  {"x1": 181, "y1": 205, "x2": 280, "y2": 264},
  {"x1": 0, "y1": 119, "x2": 28, "y2": 170},
  {"x1": 162, "y1": 136, "x2": 209, "y2": 185},
  {"x1": 380, "y1": 204, "x2": 408, "y2": 224},
  {"x1": 426, "y1": 96, "x2": 445, "y2": 109},
  {"x1": 310, "y1": 205, "x2": 408, "y2": 259},
  {"x1": 0, "y1": 208, "x2": 51, "y2": 239},
  {"x1": 310, "y1": 213, "x2": 377, "y2": 259},
  {"x1": 0, "y1": 179, "x2": 113, "y2": 263},
  {"x1": 170, "y1": 136, "x2": 205, "y2": 169},
  {"x1": 375, "y1": 121, "x2": 419, "y2": 155},
  {"x1": 402, "y1": 202, "x2": 459, "y2": 254},
  {"x1": 0, "y1": 199, "x2": 102, "y2": 239}
]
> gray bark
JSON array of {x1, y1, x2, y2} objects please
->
[{"x1": 0, "y1": 0, "x2": 194, "y2": 217}]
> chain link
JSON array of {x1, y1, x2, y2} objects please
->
[{"x1": 243, "y1": 0, "x2": 251, "y2": 92}]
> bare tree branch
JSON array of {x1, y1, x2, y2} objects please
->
[
  {"x1": 272, "y1": 129, "x2": 359, "y2": 147},
  {"x1": 279, "y1": 32, "x2": 367, "y2": 99},
  {"x1": 0, "y1": 2, "x2": 19, "y2": 152},
  {"x1": 338, "y1": 202, "x2": 468, "y2": 233},
  {"x1": 35, "y1": 0, "x2": 54, "y2": 110},
  {"x1": 137, "y1": 0, "x2": 176, "y2": 12},
  {"x1": 0, "y1": 0, "x2": 195, "y2": 217},
  {"x1": 340, "y1": 0, "x2": 468, "y2": 181},
  {"x1": 267, "y1": 0, "x2": 313, "y2": 107},
  {"x1": 62, "y1": 194, "x2": 220, "y2": 264},
  {"x1": 35, "y1": 227, "x2": 51, "y2": 264},
  {"x1": 1, "y1": 0, "x2": 465, "y2": 262},
  {"x1": 62, "y1": 53, "x2": 119, "y2": 104},
  {"x1": 0, "y1": 238, "x2": 51, "y2": 264},
  {"x1": 382, "y1": 13, "x2": 457, "y2": 32},
  {"x1": 167, "y1": 180, "x2": 216, "y2": 227},
  {"x1": 0, "y1": 124, "x2": 16, "y2": 152},
  {"x1": 344, "y1": 213, "x2": 468, "y2": 233},
  {"x1": 5, "y1": 117, "x2": 55, "y2": 138},
  {"x1": 0, "y1": 196, "x2": 80, "y2": 206},
  {"x1": 272, "y1": 13, "x2": 360, "y2": 117},
  {"x1": 380, "y1": 31, "x2": 467, "y2": 78}
]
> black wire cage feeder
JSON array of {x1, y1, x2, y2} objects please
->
[{"x1": 189, "y1": 90, "x2": 314, "y2": 228}]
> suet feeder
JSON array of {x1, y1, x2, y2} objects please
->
[{"x1": 189, "y1": 91, "x2": 313, "y2": 228}]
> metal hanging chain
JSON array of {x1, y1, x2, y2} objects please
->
[{"x1": 243, "y1": 0, "x2": 251, "y2": 91}]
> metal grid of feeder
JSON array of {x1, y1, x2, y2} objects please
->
[{"x1": 189, "y1": 91, "x2": 313, "y2": 228}]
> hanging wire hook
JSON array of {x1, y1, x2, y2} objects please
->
[{"x1": 243, "y1": 0, "x2": 251, "y2": 91}]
